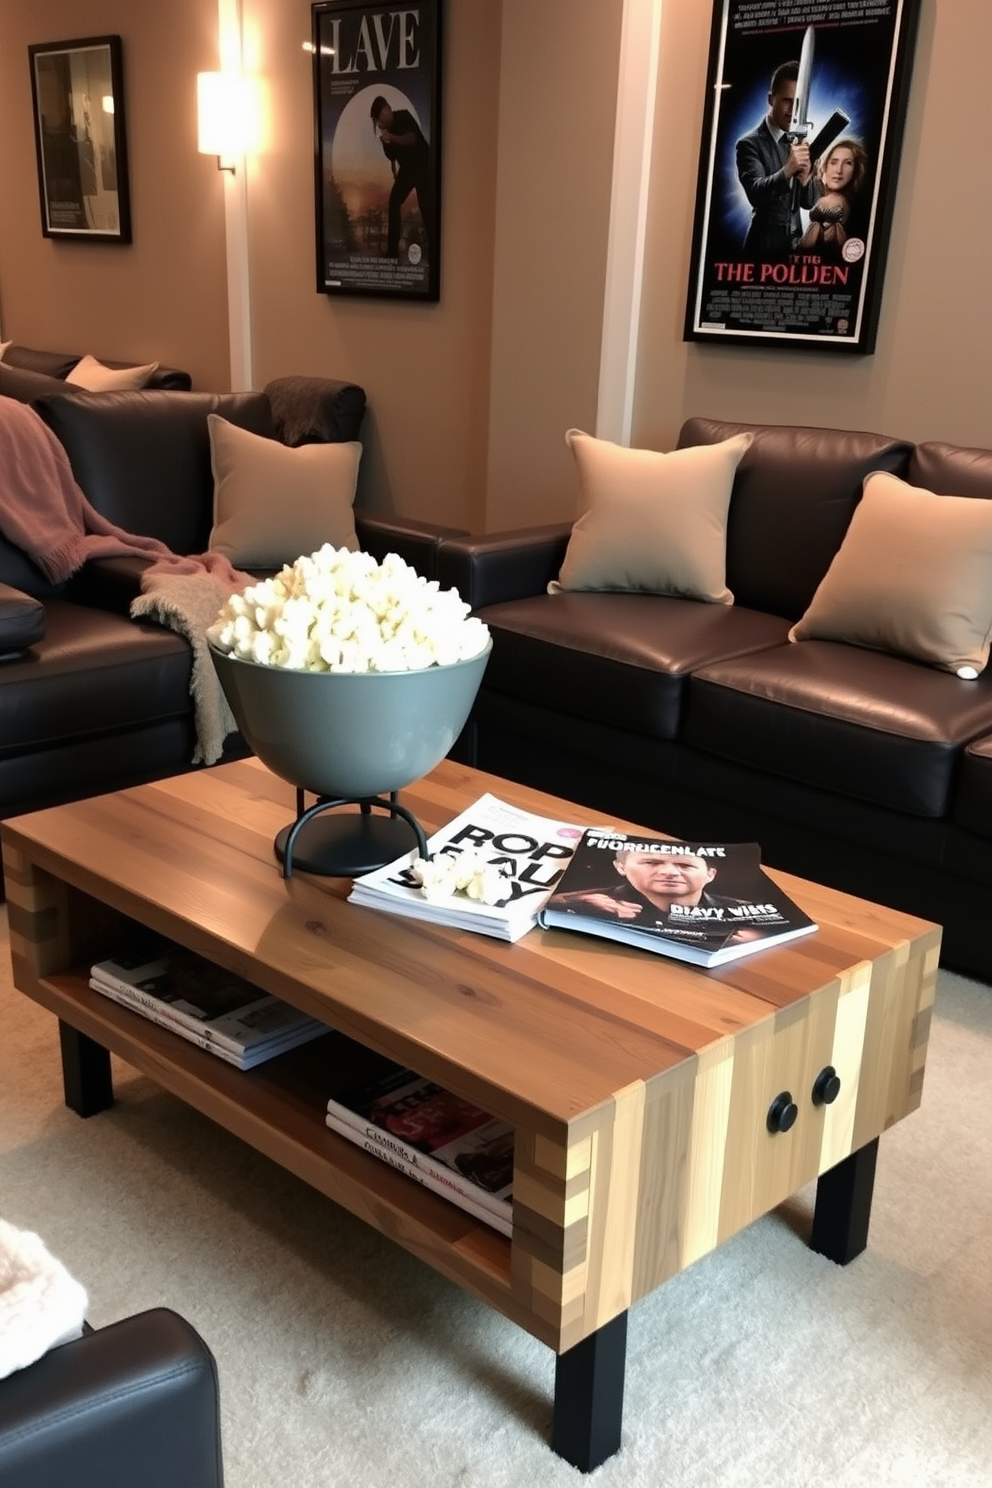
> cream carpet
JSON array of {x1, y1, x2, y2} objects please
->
[{"x1": 1, "y1": 902, "x2": 990, "y2": 1487}]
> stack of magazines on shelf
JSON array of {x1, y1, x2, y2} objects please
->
[
  {"x1": 348, "y1": 792, "x2": 583, "y2": 941},
  {"x1": 325, "y1": 1059, "x2": 513, "y2": 1237},
  {"x1": 89, "y1": 936, "x2": 327, "y2": 1070}
]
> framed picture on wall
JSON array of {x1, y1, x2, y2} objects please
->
[
  {"x1": 28, "y1": 35, "x2": 131, "y2": 243},
  {"x1": 683, "y1": 0, "x2": 921, "y2": 353},
  {"x1": 312, "y1": 0, "x2": 442, "y2": 300}
]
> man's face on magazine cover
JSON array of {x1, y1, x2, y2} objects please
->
[{"x1": 614, "y1": 852, "x2": 717, "y2": 904}]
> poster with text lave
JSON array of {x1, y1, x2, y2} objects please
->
[
  {"x1": 684, "y1": 0, "x2": 920, "y2": 353},
  {"x1": 313, "y1": 0, "x2": 441, "y2": 300}
]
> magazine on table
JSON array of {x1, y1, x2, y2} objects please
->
[
  {"x1": 325, "y1": 1057, "x2": 513, "y2": 1234},
  {"x1": 90, "y1": 935, "x2": 327, "y2": 1063},
  {"x1": 538, "y1": 829, "x2": 816, "y2": 967},
  {"x1": 348, "y1": 793, "x2": 583, "y2": 941}
]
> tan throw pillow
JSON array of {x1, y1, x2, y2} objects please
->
[
  {"x1": 207, "y1": 414, "x2": 361, "y2": 568},
  {"x1": 552, "y1": 429, "x2": 753, "y2": 603},
  {"x1": 0, "y1": 340, "x2": 11, "y2": 362},
  {"x1": 65, "y1": 354, "x2": 159, "y2": 391},
  {"x1": 789, "y1": 470, "x2": 992, "y2": 677}
]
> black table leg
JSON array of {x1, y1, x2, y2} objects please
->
[
  {"x1": 810, "y1": 1137, "x2": 879, "y2": 1265},
  {"x1": 59, "y1": 1020, "x2": 114, "y2": 1117},
  {"x1": 552, "y1": 1310, "x2": 627, "y2": 1472}
]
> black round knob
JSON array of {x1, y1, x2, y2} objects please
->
[
  {"x1": 812, "y1": 1065, "x2": 841, "y2": 1106},
  {"x1": 766, "y1": 1091, "x2": 798, "y2": 1134}
]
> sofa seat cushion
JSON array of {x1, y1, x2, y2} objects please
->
[
  {"x1": 476, "y1": 593, "x2": 790, "y2": 739},
  {"x1": 684, "y1": 641, "x2": 992, "y2": 817},
  {"x1": 0, "y1": 600, "x2": 193, "y2": 758},
  {"x1": 952, "y1": 736, "x2": 992, "y2": 839}
]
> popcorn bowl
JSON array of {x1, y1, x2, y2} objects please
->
[
  {"x1": 209, "y1": 639, "x2": 491, "y2": 877},
  {"x1": 207, "y1": 545, "x2": 491, "y2": 877}
]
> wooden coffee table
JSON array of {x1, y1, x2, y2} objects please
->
[{"x1": 1, "y1": 758, "x2": 939, "y2": 1471}]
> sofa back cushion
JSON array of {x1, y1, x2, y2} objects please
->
[
  {"x1": 908, "y1": 441, "x2": 992, "y2": 499},
  {"x1": 677, "y1": 418, "x2": 914, "y2": 619},
  {"x1": 0, "y1": 538, "x2": 65, "y2": 599},
  {"x1": 35, "y1": 390, "x2": 275, "y2": 556}
]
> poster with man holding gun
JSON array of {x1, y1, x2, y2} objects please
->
[{"x1": 684, "y1": 0, "x2": 920, "y2": 353}]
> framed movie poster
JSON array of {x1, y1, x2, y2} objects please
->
[
  {"x1": 312, "y1": 0, "x2": 442, "y2": 300},
  {"x1": 28, "y1": 35, "x2": 131, "y2": 243},
  {"x1": 684, "y1": 0, "x2": 920, "y2": 353}
]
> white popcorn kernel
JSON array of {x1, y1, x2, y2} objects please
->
[{"x1": 210, "y1": 548, "x2": 490, "y2": 675}]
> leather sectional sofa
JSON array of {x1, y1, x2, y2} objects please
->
[
  {"x1": 0, "y1": 341, "x2": 194, "y2": 397},
  {"x1": 438, "y1": 418, "x2": 992, "y2": 982},
  {"x1": 0, "y1": 377, "x2": 457, "y2": 833}
]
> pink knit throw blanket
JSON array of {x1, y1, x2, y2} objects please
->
[
  {"x1": 0, "y1": 397, "x2": 247, "y2": 588},
  {"x1": 0, "y1": 398, "x2": 254, "y2": 765}
]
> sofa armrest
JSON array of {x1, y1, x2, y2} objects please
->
[
  {"x1": 356, "y1": 512, "x2": 468, "y2": 581},
  {"x1": 0, "y1": 1308, "x2": 223, "y2": 1488},
  {"x1": 0, "y1": 582, "x2": 46, "y2": 658},
  {"x1": 435, "y1": 525, "x2": 572, "y2": 609}
]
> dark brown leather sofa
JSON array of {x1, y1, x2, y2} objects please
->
[
  {"x1": 438, "y1": 418, "x2": 992, "y2": 981},
  {"x1": 0, "y1": 341, "x2": 194, "y2": 396},
  {"x1": 0, "y1": 378, "x2": 458, "y2": 830}
]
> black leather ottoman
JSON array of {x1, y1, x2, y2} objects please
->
[{"x1": 0, "y1": 1308, "x2": 224, "y2": 1488}]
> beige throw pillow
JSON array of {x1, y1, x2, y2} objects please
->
[
  {"x1": 208, "y1": 414, "x2": 361, "y2": 568},
  {"x1": 0, "y1": 340, "x2": 11, "y2": 362},
  {"x1": 789, "y1": 470, "x2": 992, "y2": 677},
  {"x1": 65, "y1": 353, "x2": 159, "y2": 391},
  {"x1": 552, "y1": 429, "x2": 753, "y2": 603}
]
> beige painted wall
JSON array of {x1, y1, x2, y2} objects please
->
[
  {"x1": 0, "y1": 0, "x2": 232, "y2": 390},
  {"x1": 1, "y1": 0, "x2": 988, "y2": 536},
  {"x1": 484, "y1": 0, "x2": 623, "y2": 529},
  {"x1": 633, "y1": 0, "x2": 991, "y2": 454}
]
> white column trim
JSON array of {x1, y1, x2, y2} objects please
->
[
  {"x1": 596, "y1": 0, "x2": 663, "y2": 445},
  {"x1": 217, "y1": 0, "x2": 253, "y2": 390}
]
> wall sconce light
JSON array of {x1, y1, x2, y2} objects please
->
[{"x1": 197, "y1": 71, "x2": 260, "y2": 173}]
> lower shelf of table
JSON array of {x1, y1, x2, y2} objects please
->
[{"x1": 19, "y1": 967, "x2": 553, "y2": 1333}]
